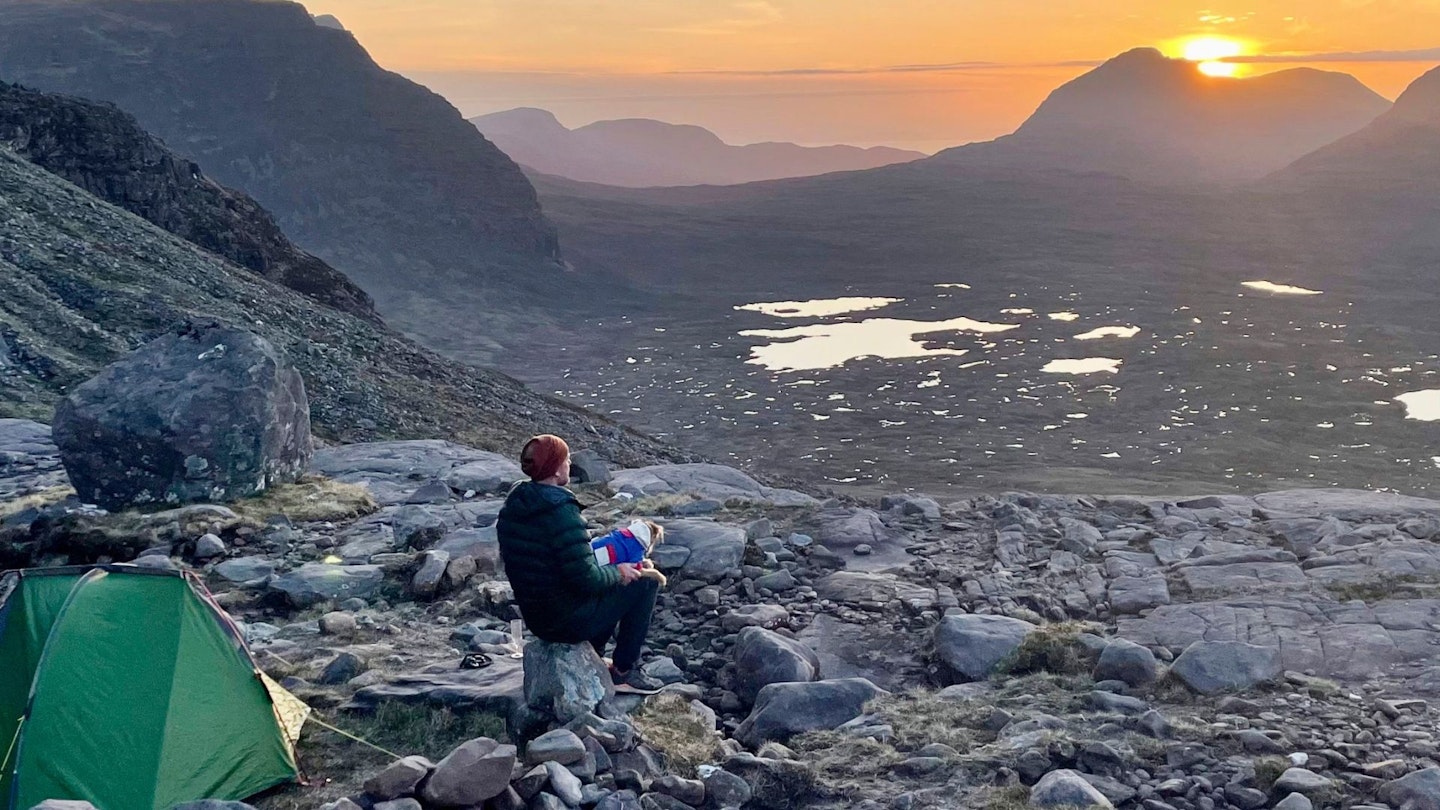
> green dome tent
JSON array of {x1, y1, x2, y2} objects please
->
[{"x1": 0, "y1": 566, "x2": 309, "y2": 810}]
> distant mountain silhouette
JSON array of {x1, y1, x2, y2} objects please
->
[
  {"x1": 1269, "y1": 64, "x2": 1440, "y2": 191},
  {"x1": 931, "y1": 48, "x2": 1390, "y2": 184},
  {"x1": 472, "y1": 108, "x2": 925, "y2": 187},
  {"x1": 0, "y1": 0, "x2": 569, "y2": 361},
  {"x1": 312, "y1": 13, "x2": 344, "y2": 30}
]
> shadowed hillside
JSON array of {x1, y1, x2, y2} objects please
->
[
  {"x1": 473, "y1": 108, "x2": 925, "y2": 187},
  {"x1": 0, "y1": 146, "x2": 687, "y2": 466},
  {"x1": 0, "y1": 80, "x2": 379, "y2": 323},
  {"x1": 0, "y1": 0, "x2": 591, "y2": 361}
]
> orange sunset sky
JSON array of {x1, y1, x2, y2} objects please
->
[{"x1": 302, "y1": 0, "x2": 1440, "y2": 152}]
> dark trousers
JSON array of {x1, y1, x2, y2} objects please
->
[{"x1": 569, "y1": 578, "x2": 659, "y2": 673}]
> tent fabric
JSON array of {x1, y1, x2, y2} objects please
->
[{"x1": 0, "y1": 566, "x2": 305, "y2": 810}]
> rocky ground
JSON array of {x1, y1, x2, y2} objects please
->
[{"x1": 8, "y1": 418, "x2": 1440, "y2": 810}]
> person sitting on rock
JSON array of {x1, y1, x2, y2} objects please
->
[{"x1": 497, "y1": 433, "x2": 663, "y2": 691}]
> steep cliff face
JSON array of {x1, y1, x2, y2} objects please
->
[
  {"x1": 0, "y1": 0, "x2": 565, "y2": 355},
  {"x1": 0, "y1": 80, "x2": 379, "y2": 323}
]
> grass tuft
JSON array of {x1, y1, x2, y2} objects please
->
[
  {"x1": 790, "y1": 732, "x2": 900, "y2": 783},
  {"x1": 257, "y1": 702, "x2": 504, "y2": 810},
  {"x1": 231, "y1": 475, "x2": 378, "y2": 523},
  {"x1": 1252, "y1": 756, "x2": 1288, "y2": 791},
  {"x1": 878, "y1": 692, "x2": 993, "y2": 753},
  {"x1": 0, "y1": 485, "x2": 75, "y2": 520},
  {"x1": 982, "y1": 785, "x2": 1032, "y2": 810},
  {"x1": 997, "y1": 622, "x2": 1101, "y2": 677},
  {"x1": 633, "y1": 692, "x2": 725, "y2": 776}
]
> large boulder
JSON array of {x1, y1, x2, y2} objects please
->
[
  {"x1": 523, "y1": 640, "x2": 615, "y2": 723},
  {"x1": 1170, "y1": 641, "x2": 1282, "y2": 695},
  {"x1": 735, "y1": 678, "x2": 887, "y2": 748},
  {"x1": 663, "y1": 520, "x2": 746, "y2": 582},
  {"x1": 733, "y1": 627, "x2": 821, "y2": 705},
  {"x1": 1379, "y1": 767, "x2": 1440, "y2": 810},
  {"x1": 51, "y1": 323, "x2": 310, "y2": 511},
  {"x1": 932, "y1": 614, "x2": 1036, "y2": 684}
]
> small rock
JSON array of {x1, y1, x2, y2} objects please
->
[
  {"x1": 526, "y1": 729, "x2": 587, "y2": 766},
  {"x1": 420, "y1": 737, "x2": 516, "y2": 806},
  {"x1": 1272, "y1": 768, "x2": 1330, "y2": 797},
  {"x1": 1093, "y1": 639, "x2": 1159, "y2": 687},
  {"x1": 651, "y1": 775, "x2": 706, "y2": 806},
  {"x1": 545, "y1": 760, "x2": 584, "y2": 807},
  {"x1": 1030, "y1": 769, "x2": 1115, "y2": 809},
  {"x1": 410, "y1": 549, "x2": 450, "y2": 598},
  {"x1": 316, "y1": 652, "x2": 365, "y2": 686},
  {"x1": 319, "y1": 611, "x2": 358, "y2": 637},
  {"x1": 195, "y1": 533, "x2": 226, "y2": 559},
  {"x1": 1273, "y1": 794, "x2": 1313, "y2": 810},
  {"x1": 703, "y1": 769, "x2": 752, "y2": 809}
]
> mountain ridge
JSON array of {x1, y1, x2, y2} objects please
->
[
  {"x1": 931, "y1": 48, "x2": 1391, "y2": 184},
  {"x1": 472, "y1": 107, "x2": 925, "y2": 187},
  {"x1": 1268, "y1": 63, "x2": 1440, "y2": 191}
]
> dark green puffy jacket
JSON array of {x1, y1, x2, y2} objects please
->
[{"x1": 497, "y1": 481, "x2": 619, "y2": 639}]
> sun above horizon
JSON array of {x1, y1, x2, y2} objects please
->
[{"x1": 1172, "y1": 35, "x2": 1248, "y2": 77}]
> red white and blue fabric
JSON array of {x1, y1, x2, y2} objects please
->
[{"x1": 591, "y1": 525, "x2": 650, "y2": 566}]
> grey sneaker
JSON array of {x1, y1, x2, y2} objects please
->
[{"x1": 610, "y1": 665, "x2": 663, "y2": 693}]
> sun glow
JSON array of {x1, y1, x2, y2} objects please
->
[{"x1": 1170, "y1": 35, "x2": 1249, "y2": 77}]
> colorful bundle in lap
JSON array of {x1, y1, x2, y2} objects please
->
[{"x1": 591, "y1": 520, "x2": 668, "y2": 586}]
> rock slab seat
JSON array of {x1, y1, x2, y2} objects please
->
[
  {"x1": 51, "y1": 323, "x2": 311, "y2": 510},
  {"x1": 523, "y1": 640, "x2": 615, "y2": 724}
]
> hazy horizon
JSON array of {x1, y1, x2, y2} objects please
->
[{"x1": 303, "y1": 0, "x2": 1439, "y2": 151}]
